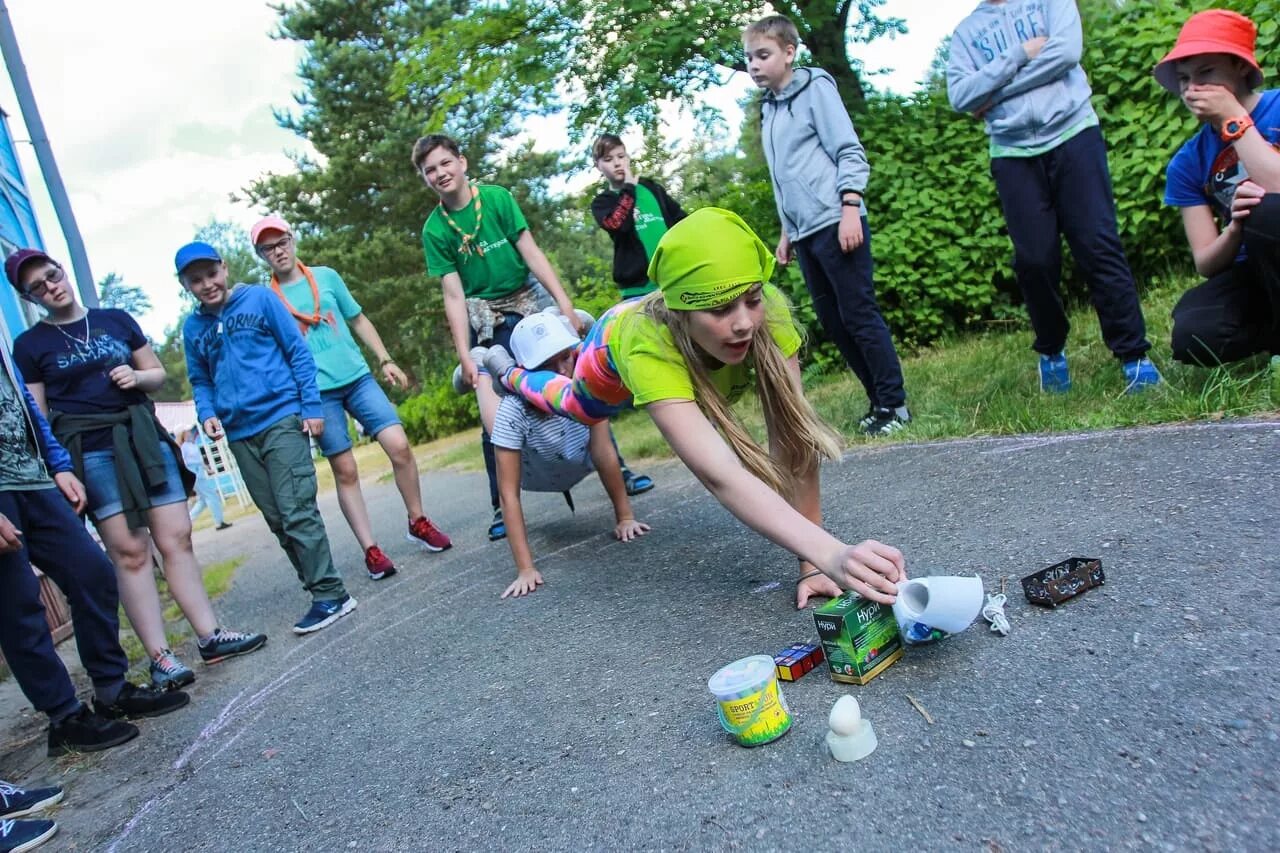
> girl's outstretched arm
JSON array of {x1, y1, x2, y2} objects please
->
[{"x1": 647, "y1": 400, "x2": 905, "y2": 603}]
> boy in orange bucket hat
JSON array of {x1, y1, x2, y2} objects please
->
[{"x1": 1157, "y1": 9, "x2": 1280, "y2": 373}]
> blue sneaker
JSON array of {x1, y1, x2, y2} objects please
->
[
  {"x1": 488, "y1": 507, "x2": 506, "y2": 542},
  {"x1": 292, "y1": 595, "x2": 358, "y2": 635},
  {"x1": 1122, "y1": 356, "x2": 1162, "y2": 394},
  {"x1": 1039, "y1": 352, "x2": 1071, "y2": 393},
  {"x1": 0, "y1": 817, "x2": 57, "y2": 852}
]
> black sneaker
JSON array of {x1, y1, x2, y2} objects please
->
[
  {"x1": 215, "y1": 522, "x2": 233, "y2": 531},
  {"x1": 93, "y1": 682, "x2": 190, "y2": 721},
  {"x1": 0, "y1": 817, "x2": 57, "y2": 852},
  {"x1": 0, "y1": 781, "x2": 63, "y2": 819},
  {"x1": 198, "y1": 628, "x2": 268, "y2": 664},
  {"x1": 46, "y1": 705, "x2": 138, "y2": 756},
  {"x1": 862, "y1": 407, "x2": 909, "y2": 437}
]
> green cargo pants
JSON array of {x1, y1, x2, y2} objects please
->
[{"x1": 230, "y1": 416, "x2": 346, "y2": 601}]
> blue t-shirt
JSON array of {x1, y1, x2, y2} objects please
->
[
  {"x1": 275, "y1": 266, "x2": 370, "y2": 392},
  {"x1": 13, "y1": 308, "x2": 149, "y2": 451},
  {"x1": 1165, "y1": 89, "x2": 1280, "y2": 261}
]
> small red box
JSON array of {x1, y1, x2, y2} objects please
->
[{"x1": 773, "y1": 642, "x2": 824, "y2": 682}]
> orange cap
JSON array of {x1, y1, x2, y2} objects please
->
[
  {"x1": 250, "y1": 215, "x2": 292, "y2": 246},
  {"x1": 1153, "y1": 10, "x2": 1263, "y2": 94}
]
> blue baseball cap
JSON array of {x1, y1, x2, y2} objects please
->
[{"x1": 174, "y1": 241, "x2": 222, "y2": 276}]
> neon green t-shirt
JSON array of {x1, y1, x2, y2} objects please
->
[
  {"x1": 612, "y1": 285, "x2": 802, "y2": 407},
  {"x1": 422, "y1": 184, "x2": 530, "y2": 300},
  {"x1": 276, "y1": 266, "x2": 370, "y2": 392}
]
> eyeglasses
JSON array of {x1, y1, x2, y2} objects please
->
[
  {"x1": 21, "y1": 266, "x2": 65, "y2": 297},
  {"x1": 255, "y1": 235, "x2": 292, "y2": 257}
]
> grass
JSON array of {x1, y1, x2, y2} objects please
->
[{"x1": 408, "y1": 275, "x2": 1278, "y2": 473}]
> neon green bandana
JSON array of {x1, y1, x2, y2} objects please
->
[{"x1": 648, "y1": 207, "x2": 775, "y2": 311}]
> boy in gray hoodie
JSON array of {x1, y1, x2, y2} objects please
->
[
  {"x1": 947, "y1": 0, "x2": 1158, "y2": 394},
  {"x1": 744, "y1": 14, "x2": 909, "y2": 436}
]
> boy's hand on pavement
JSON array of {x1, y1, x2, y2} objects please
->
[
  {"x1": 838, "y1": 208, "x2": 865, "y2": 253},
  {"x1": 613, "y1": 518, "x2": 651, "y2": 542},
  {"x1": 302, "y1": 417, "x2": 326, "y2": 438},
  {"x1": 53, "y1": 472, "x2": 87, "y2": 514},
  {"x1": 203, "y1": 417, "x2": 224, "y2": 440},
  {"x1": 0, "y1": 513, "x2": 24, "y2": 554},
  {"x1": 1022, "y1": 36, "x2": 1048, "y2": 60},
  {"x1": 822, "y1": 539, "x2": 906, "y2": 605},
  {"x1": 775, "y1": 234, "x2": 793, "y2": 266},
  {"x1": 796, "y1": 571, "x2": 842, "y2": 609},
  {"x1": 1184, "y1": 83, "x2": 1246, "y2": 125},
  {"x1": 501, "y1": 568, "x2": 544, "y2": 599}
]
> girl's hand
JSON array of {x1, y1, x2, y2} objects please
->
[
  {"x1": 501, "y1": 568, "x2": 544, "y2": 599},
  {"x1": 613, "y1": 518, "x2": 650, "y2": 542},
  {"x1": 796, "y1": 570, "x2": 842, "y2": 609},
  {"x1": 1229, "y1": 180, "x2": 1265, "y2": 228},
  {"x1": 823, "y1": 539, "x2": 906, "y2": 604},
  {"x1": 108, "y1": 364, "x2": 138, "y2": 390}
]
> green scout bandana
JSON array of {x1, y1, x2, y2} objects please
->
[{"x1": 648, "y1": 207, "x2": 775, "y2": 311}]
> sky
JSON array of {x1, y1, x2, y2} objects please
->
[{"x1": 0, "y1": 0, "x2": 969, "y2": 340}]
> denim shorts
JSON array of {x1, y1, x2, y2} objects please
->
[
  {"x1": 317, "y1": 372, "x2": 401, "y2": 457},
  {"x1": 82, "y1": 445, "x2": 189, "y2": 523}
]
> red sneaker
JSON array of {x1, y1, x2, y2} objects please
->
[
  {"x1": 407, "y1": 516, "x2": 452, "y2": 552},
  {"x1": 364, "y1": 545, "x2": 397, "y2": 580}
]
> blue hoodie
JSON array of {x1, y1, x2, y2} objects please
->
[
  {"x1": 946, "y1": 0, "x2": 1096, "y2": 150},
  {"x1": 761, "y1": 67, "x2": 871, "y2": 242},
  {"x1": 183, "y1": 284, "x2": 322, "y2": 442}
]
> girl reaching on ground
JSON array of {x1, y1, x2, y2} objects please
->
[
  {"x1": 7, "y1": 249, "x2": 267, "y2": 692},
  {"x1": 482, "y1": 207, "x2": 906, "y2": 609}
]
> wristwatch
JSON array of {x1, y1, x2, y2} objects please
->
[
  {"x1": 1220, "y1": 115, "x2": 1254, "y2": 143},
  {"x1": 840, "y1": 197, "x2": 862, "y2": 208}
]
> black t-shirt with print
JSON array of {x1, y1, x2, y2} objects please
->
[{"x1": 13, "y1": 308, "x2": 149, "y2": 451}]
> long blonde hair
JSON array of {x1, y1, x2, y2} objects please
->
[{"x1": 643, "y1": 289, "x2": 843, "y2": 495}]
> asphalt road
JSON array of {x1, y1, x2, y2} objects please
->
[{"x1": 2, "y1": 420, "x2": 1277, "y2": 852}]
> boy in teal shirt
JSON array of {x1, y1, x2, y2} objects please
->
[
  {"x1": 252, "y1": 216, "x2": 453, "y2": 580},
  {"x1": 414, "y1": 133, "x2": 652, "y2": 538}
]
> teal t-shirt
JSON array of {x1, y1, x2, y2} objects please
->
[
  {"x1": 276, "y1": 266, "x2": 370, "y2": 392},
  {"x1": 422, "y1": 184, "x2": 531, "y2": 300}
]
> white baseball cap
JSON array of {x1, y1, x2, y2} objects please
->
[{"x1": 510, "y1": 309, "x2": 592, "y2": 368}]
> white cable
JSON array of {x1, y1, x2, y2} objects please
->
[{"x1": 982, "y1": 593, "x2": 1010, "y2": 636}]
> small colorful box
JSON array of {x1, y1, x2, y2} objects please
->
[
  {"x1": 812, "y1": 592, "x2": 903, "y2": 685},
  {"x1": 772, "y1": 642, "x2": 824, "y2": 682}
]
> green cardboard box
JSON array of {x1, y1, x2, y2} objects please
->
[{"x1": 812, "y1": 591, "x2": 903, "y2": 685}]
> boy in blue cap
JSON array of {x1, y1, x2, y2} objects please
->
[{"x1": 177, "y1": 241, "x2": 356, "y2": 634}]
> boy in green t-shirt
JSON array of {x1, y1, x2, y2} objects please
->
[
  {"x1": 251, "y1": 216, "x2": 453, "y2": 581},
  {"x1": 414, "y1": 133, "x2": 652, "y2": 538},
  {"x1": 589, "y1": 134, "x2": 687, "y2": 301}
]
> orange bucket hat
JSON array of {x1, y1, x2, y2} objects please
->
[{"x1": 1153, "y1": 9, "x2": 1263, "y2": 94}]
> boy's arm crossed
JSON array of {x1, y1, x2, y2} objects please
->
[
  {"x1": 988, "y1": 0, "x2": 1083, "y2": 104},
  {"x1": 945, "y1": 30, "x2": 1031, "y2": 114}
]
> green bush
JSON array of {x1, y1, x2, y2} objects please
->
[{"x1": 397, "y1": 381, "x2": 480, "y2": 444}]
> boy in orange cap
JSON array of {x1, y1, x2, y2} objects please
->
[
  {"x1": 1157, "y1": 9, "x2": 1280, "y2": 375},
  {"x1": 250, "y1": 216, "x2": 453, "y2": 579}
]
